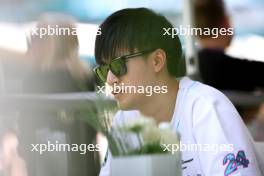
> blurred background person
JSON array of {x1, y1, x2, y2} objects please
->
[
  {"x1": 193, "y1": 0, "x2": 264, "y2": 92},
  {"x1": 20, "y1": 14, "x2": 100, "y2": 176},
  {"x1": 0, "y1": 119, "x2": 28, "y2": 176},
  {"x1": 0, "y1": 132, "x2": 28, "y2": 176},
  {"x1": 24, "y1": 14, "x2": 95, "y2": 93}
]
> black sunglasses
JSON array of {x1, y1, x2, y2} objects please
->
[{"x1": 94, "y1": 49, "x2": 156, "y2": 82}]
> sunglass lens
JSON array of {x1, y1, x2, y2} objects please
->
[
  {"x1": 110, "y1": 59, "x2": 126, "y2": 76},
  {"x1": 96, "y1": 65, "x2": 109, "y2": 82}
]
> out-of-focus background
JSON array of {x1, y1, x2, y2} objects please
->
[
  {"x1": 0, "y1": 0, "x2": 263, "y2": 176},
  {"x1": 1, "y1": 0, "x2": 264, "y2": 63}
]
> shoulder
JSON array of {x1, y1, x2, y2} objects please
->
[
  {"x1": 180, "y1": 77, "x2": 237, "y2": 113},
  {"x1": 179, "y1": 77, "x2": 244, "y2": 132}
]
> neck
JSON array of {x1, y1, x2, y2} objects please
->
[{"x1": 138, "y1": 77, "x2": 179, "y2": 124}]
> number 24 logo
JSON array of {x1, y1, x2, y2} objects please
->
[{"x1": 223, "y1": 150, "x2": 249, "y2": 176}]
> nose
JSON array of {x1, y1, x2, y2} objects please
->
[{"x1": 106, "y1": 70, "x2": 118, "y2": 86}]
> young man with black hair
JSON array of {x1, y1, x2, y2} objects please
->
[{"x1": 94, "y1": 8, "x2": 262, "y2": 176}]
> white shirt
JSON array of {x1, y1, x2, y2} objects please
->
[{"x1": 100, "y1": 77, "x2": 263, "y2": 176}]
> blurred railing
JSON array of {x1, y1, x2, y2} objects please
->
[
  {"x1": 0, "y1": 92, "x2": 116, "y2": 111},
  {"x1": 0, "y1": 92, "x2": 116, "y2": 176}
]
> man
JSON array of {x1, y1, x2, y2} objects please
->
[
  {"x1": 194, "y1": 0, "x2": 264, "y2": 91},
  {"x1": 94, "y1": 8, "x2": 262, "y2": 176}
]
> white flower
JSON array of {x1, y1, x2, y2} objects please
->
[
  {"x1": 111, "y1": 116, "x2": 180, "y2": 155},
  {"x1": 141, "y1": 124, "x2": 161, "y2": 144},
  {"x1": 159, "y1": 122, "x2": 179, "y2": 145},
  {"x1": 122, "y1": 116, "x2": 156, "y2": 133},
  {"x1": 120, "y1": 116, "x2": 162, "y2": 145}
]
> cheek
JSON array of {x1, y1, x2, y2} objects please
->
[
  {"x1": 116, "y1": 61, "x2": 153, "y2": 109},
  {"x1": 122, "y1": 60, "x2": 152, "y2": 86}
]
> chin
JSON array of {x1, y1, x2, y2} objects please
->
[
  {"x1": 117, "y1": 101, "x2": 131, "y2": 110},
  {"x1": 116, "y1": 93, "x2": 142, "y2": 110},
  {"x1": 117, "y1": 98, "x2": 135, "y2": 110}
]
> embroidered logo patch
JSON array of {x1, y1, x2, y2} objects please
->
[{"x1": 223, "y1": 150, "x2": 249, "y2": 176}]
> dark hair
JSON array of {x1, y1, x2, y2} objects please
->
[
  {"x1": 193, "y1": 0, "x2": 227, "y2": 31},
  {"x1": 95, "y1": 8, "x2": 184, "y2": 77}
]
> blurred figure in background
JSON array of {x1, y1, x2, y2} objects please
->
[
  {"x1": 24, "y1": 13, "x2": 95, "y2": 93},
  {"x1": 193, "y1": 0, "x2": 264, "y2": 91},
  {"x1": 20, "y1": 14, "x2": 100, "y2": 176},
  {"x1": 0, "y1": 120, "x2": 28, "y2": 176},
  {"x1": 0, "y1": 132, "x2": 27, "y2": 176}
]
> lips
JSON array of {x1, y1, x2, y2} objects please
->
[
  {"x1": 108, "y1": 84, "x2": 124, "y2": 97},
  {"x1": 112, "y1": 91, "x2": 121, "y2": 96},
  {"x1": 112, "y1": 91, "x2": 118, "y2": 95},
  {"x1": 112, "y1": 88, "x2": 123, "y2": 95},
  {"x1": 112, "y1": 90, "x2": 123, "y2": 98}
]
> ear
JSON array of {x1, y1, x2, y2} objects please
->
[{"x1": 151, "y1": 49, "x2": 166, "y2": 73}]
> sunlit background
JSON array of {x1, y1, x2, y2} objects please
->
[{"x1": 0, "y1": 0, "x2": 263, "y2": 63}]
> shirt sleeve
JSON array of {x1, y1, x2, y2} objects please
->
[{"x1": 192, "y1": 96, "x2": 262, "y2": 176}]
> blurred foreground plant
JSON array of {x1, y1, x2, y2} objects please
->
[{"x1": 81, "y1": 94, "x2": 179, "y2": 156}]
